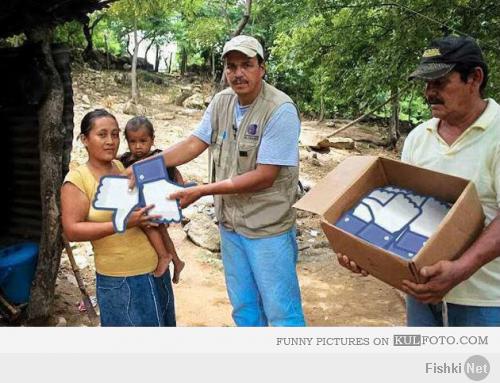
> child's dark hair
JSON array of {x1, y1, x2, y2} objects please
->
[
  {"x1": 124, "y1": 116, "x2": 155, "y2": 140},
  {"x1": 80, "y1": 109, "x2": 118, "y2": 137}
]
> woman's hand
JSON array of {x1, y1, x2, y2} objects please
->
[{"x1": 127, "y1": 204, "x2": 161, "y2": 229}]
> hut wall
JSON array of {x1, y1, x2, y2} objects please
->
[{"x1": 0, "y1": 43, "x2": 73, "y2": 246}]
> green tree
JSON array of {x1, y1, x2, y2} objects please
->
[
  {"x1": 108, "y1": 0, "x2": 175, "y2": 104},
  {"x1": 256, "y1": 0, "x2": 500, "y2": 131},
  {"x1": 172, "y1": 0, "x2": 237, "y2": 77}
]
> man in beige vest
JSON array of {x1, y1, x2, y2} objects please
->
[{"x1": 156, "y1": 35, "x2": 305, "y2": 326}]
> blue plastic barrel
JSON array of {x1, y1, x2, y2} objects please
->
[{"x1": 0, "y1": 242, "x2": 39, "y2": 304}]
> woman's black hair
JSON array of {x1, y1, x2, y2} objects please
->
[
  {"x1": 124, "y1": 116, "x2": 155, "y2": 140},
  {"x1": 80, "y1": 109, "x2": 118, "y2": 137}
]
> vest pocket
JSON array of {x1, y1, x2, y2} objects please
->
[
  {"x1": 211, "y1": 141, "x2": 223, "y2": 167},
  {"x1": 242, "y1": 188, "x2": 291, "y2": 230},
  {"x1": 237, "y1": 143, "x2": 258, "y2": 174}
]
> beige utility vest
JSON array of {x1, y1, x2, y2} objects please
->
[{"x1": 209, "y1": 81, "x2": 299, "y2": 238}]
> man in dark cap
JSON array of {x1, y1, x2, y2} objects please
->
[{"x1": 339, "y1": 35, "x2": 500, "y2": 326}]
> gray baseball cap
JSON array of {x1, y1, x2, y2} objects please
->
[{"x1": 222, "y1": 35, "x2": 264, "y2": 60}]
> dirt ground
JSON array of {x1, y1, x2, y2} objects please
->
[{"x1": 51, "y1": 66, "x2": 406, "y2": 327}]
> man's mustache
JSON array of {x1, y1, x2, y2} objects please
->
[
  {"x1": 427, "y1": 97, "x2": 444, "y2": 105},
  {"x1": 232, "y1": 77, "x2": 247, "y2": 84}
]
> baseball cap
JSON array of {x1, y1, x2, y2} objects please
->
[
  {"x1": 222, "y1": 35, "x2": 264, "y2": 60},
  {"x1": 408, "y1": 35, "x2": 486, "y2": 81}
]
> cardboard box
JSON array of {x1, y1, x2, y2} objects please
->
[{"x1": 294, "y1": 156, "x2": 485, "y2": 291}]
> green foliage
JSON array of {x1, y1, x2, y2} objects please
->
[
  {"x1": 54, "y1": 21, "x2": 85, "y2": 47},
  {"x1": 0, "y1": 34, "x2": 27, "y2": 48},
  {"x1": 107, "y1": 0, "x2": 176, "y2": 45},
  {"x1": 54, "y1": 17, "x2": 122, "y2": 56},
  {"x1": 257, "y1": 0, "x2": 500, "y2": 122},
  {"x1": 55, "y1": 0, "x2": 500, "y2": 124},
  {"x1": 93, "y1": 19, "x2": 123, "y2": 55},
  {"x1": 172, "y1": 0, "x2": 241, "y2": 71}
]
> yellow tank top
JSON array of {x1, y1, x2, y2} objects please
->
[{"x1": 63, "y1": 160, "x2": 157, "y2": 276}]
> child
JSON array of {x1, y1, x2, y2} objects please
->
[{"x1": 120, "y1": 116, "x2": 185, "y2": 283}]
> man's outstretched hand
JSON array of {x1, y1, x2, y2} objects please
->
[
  {"x1": 126, "y1": 164, "x2": 184, "y2": 190},
  {"x1": 169, "y1": 185, "x2": 204, "y2": 209}
]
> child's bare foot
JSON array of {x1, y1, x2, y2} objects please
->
[
  {"x1": 172, "y1": 259, "x2": 185, "y2": 284},
  {"x1": 153, "y1": 255, "x2": 172, "y2": 277}
]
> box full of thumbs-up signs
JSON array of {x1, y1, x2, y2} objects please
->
[{"x1": 294, "y1": 156, "x2": 485, "y2": 291}]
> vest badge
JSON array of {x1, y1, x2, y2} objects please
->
[{"x1": 244, "y1": 123, "x2": 259, "y2": 140}]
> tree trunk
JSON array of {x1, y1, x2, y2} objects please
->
[
  {"x1": 164, "y1": 55, "x2": 170, "y2": 74},
  {"x1": 211, "y1": 48, "x2": 216, "y2": 82},
  {"x1": 325, "y1": 83, "x2": 411, "y2": 140},
  {"x1": 104, "y1": 32, "x2": 110, "y2": 70},
  {"x1": 144, "y1": 36, "x2": 155, "y2": 64},
  {"x1": 81, "y1": 15, "x2": 104, "y2": 62},
  {"x1": 131, "y1": 18, "x2": 139, "y2": 103},
  {"x1": 407, "y1": 85, "x2": 415, "y2": 125},
  {"x1": 25, "y1": 27, "x2": 65, "y2": 323},
  {"x1": 318, "y1": 80, "x2": 325, "y2": 122},
  {"x1": 389, "y1": 87, "x2": 400, "y2": 147},
  {"x1": 169, "y1": 52, "x2": 174, "y2": 74},
  {"x1": 231, "y1": 0, "x2": 253, "y2": 37},
  {"x1": 318, "y1": 94, "x2": 325, "y2": 122},
  {"x1": 180, "y1": 46, "x2": 187, "y2": 76},
  {"x1": 82, "y1": 18, "x2": 93, "y2": 57},
  {"x1": 219, "y1": 0, "x2": 253, "y2": 90},
  {"x1": 154, "y1": 43, "x2": 161, "y2": 72},
  {"x1": 126, "y1": 34, "x2": 133, "y2": 57}
]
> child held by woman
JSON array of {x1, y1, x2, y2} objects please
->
[{"x1": 120, "y1": 116, "x2": 185, "y2": 283}]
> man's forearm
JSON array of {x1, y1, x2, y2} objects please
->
[
  {"x1": 163, "y1": 135, "x2": 208, "y2": 167},
  {"x1": 198, "y1": 166, "x2": 279, "y2": 197},
  {"x1": 169, "y1": 164, "x2": 282, "y2": 208}
]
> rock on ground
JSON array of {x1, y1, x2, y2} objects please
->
[
  {"x1": 183, "y1": 93, "x2": 205, "y2": 110},
  {"x1": 183, "y1": 212, "x2": 220, "y2": 252},
  {"x1": 175, "y1": 87, "x2": 193, "y2": 106},
  {"x1": 155, "y1": 112, "x2": 176, "y2": 120},
  {"x1": 329, "y1": 137, "x2": 355, "y2": 150},
  {"x1": 123, "y1": 100, "x2": 146, "y2": 116}
]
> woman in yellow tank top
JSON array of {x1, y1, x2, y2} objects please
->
[{"x1": 61, "y1": 109, "x2": 176, "y2": 326}]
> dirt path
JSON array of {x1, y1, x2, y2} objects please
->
[
  {"x1": 55, "y1": 226, "x2": 405, "y2": 327},
  {"x1": 52, "y1": 67, "x2": 405, "y2": 327}
]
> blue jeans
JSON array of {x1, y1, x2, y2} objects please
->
[
  {"x1": 406, "y1": 296, "x2": 500, "y2": 326},
  {"x1": 96, "y1": 270, "x2": 176, "y2": 327},
  {"x1": 220, "y1": 226, "x2": 305, "y2": 327}
]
